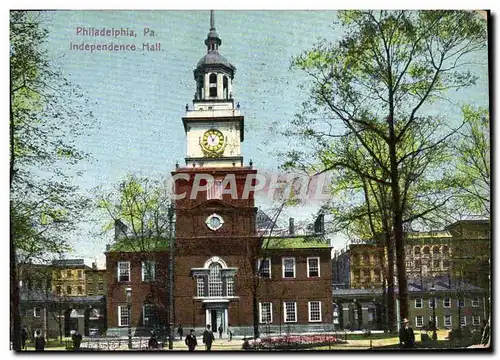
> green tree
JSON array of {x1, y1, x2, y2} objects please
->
[
  {"x1": 95, "y1": 174, "x2": 174, "y2": 336},
  {"x1": 450, "y1": 105, "x2": 490, "y2": 217},
  {"x1": 10, "y1": 10, "x2": 95, "y2": 350},
  {"x1": 283, "y1": 10, "x2": 487, "y2": 322}
]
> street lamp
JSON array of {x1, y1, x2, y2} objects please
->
[
  {"x1": 126, "y1": 287, "x2": 132, "y2": 349},
  {"x1": 429, "y1": 284, "x2": 437, "y2": 341}
]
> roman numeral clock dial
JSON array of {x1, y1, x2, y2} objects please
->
[{"x1": 200, "y1": 129, "x2": 226, "y2": 157}]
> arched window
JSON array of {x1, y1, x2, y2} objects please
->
[
  {"x1": 423, "y1": 246, "x2": 430, "y2": 255},
  {"x1": 209, "y1": 73, "x2": 217, "y2": 97},
  {"x1": 432, "y1": 246, "x2": 440, "y2": 254},
  {"x1": 208, "y1": 263, "x2": 223, "y2": 297},
  {"x1": 223, "y1": 76, "x2": 229, "y2": 99},
  {"x1": 414, "y1": 246, "x2": 421, "y2": 255}
]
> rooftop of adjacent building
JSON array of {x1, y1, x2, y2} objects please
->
[{"x1": 333, "y1": 276, "x2": 486, "y2": 296}]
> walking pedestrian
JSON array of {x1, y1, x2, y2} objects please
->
[
  {"x1": 34, "y1": 330, "x2": 45, "y2": 352},
  {"x1": 218, "y1": 324, "x2": 223, "y2": 339},
  {"x1": 185, "y1": 329, "x2": 198, "y2": 351},
  {"x1": 227, "y1": 324, "x2": 233, "y2": 342},
  {"x1": 177, "y1": 324, "x2": 184, "y2": 340},
  {"x1": 21, "y1": 328, "x2": 27, "y2": 350},
  {"x1": 399, "y1": 318, "x2": 415, "y2": 349},
  {"x1": 202, "y1": 324, "x2": 215, "y2": 351},
  {"x1": 148, "y1": 331, "x2": 159, "y2": 350},
  {"x1": 71, "y1": 330, "x2": 83, "y2": 350}
]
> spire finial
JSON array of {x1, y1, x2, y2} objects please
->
[{"x1": 210, "y1": 10, "x2": 215, "y2": 30}]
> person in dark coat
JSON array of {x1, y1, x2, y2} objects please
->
[
  {"x1": 399, "y1": 318, "x2": 415, "y2": 348},
  {"x1": 177, "y1": 324, "x2": 184, "y2": 340},
  {"x1": 202, "y1": 324, "x2": 215, "y2": 351},
  {"x1": 185, "y1": 329, "x2": 198, "y2": 351},
  {"x1": 72, "y1": 330, "x2": 82, "y2": 350},
  {"x1": 34, "y1": 330, "x2": 45, "y2": 351},
  {"x1": 21, "y1": 328, "x2": 27, "y2": 350},
  {"x1": 218, "y1": 324, "x2": 223, "y2": 339},
  {"x1": 148, "y1": 332, "x2": 159, "y2": 350},
  {"x1": 227, "y1": 324, "x2": 233, "y2": 342}
]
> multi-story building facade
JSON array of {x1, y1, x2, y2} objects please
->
[
  {"x1": 404, "y1": 231, "x2": 453, "y2": 282},
  {"x1": 332, "y1": 277, "x2": 487, "y2": 331},
  {"x1": 19, "y1": 260, "x2": 107, "y2": 338},
  {"x1": 105, "y1": 12, "x2": 332, "y2": 336},
  {"x1": 51, "y1": 259, "x2": 91, "y2": 297},
  {"x1": 85, "y1": 263, "x2": 106, "y2": 297},
  {"x1": 332, "y1": 244, "x2": 385, "y2": 289}
]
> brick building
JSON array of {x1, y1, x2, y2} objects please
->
[{"x1": 105, "y1": 12, "x2": 332, "y2": 336}]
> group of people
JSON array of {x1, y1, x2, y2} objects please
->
[
  {"x1": 148, "y1": 324, "x2": 233, "y2": 351},
  {"x1": 20, "y1": 328, "x2": 46, "y2": 351}
]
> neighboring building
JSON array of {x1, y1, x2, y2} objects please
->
[
  {"x1": 446, "y1": 220, "x2": 490, "y2": 295},
  {"x1": 332, "y1": 244, "x2": 385, "y2": 289},
  {"x1": 85, "y1": 262, "x2": 107, "y2": 297},
  {"x1": 105, "y1": 12, "x2": 333, "y2": 336},
  {"x1": 19, "y1": 261, "x2": 106, "y2": 338},
  {"x1": 332, "y1": 277, "x2": 487, "y2": 331},
  {"x1": 52, "y1": 259, "x2": 91, "y2": 297},
  {"x1": 405, "y1": 231, "x2": 453, "y2": 282}
]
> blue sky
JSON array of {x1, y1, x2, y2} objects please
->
[{"x1": 36, "y1": 10, "x2": 488, "y2": 266}]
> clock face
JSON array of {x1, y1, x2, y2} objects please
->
[
  {"x1": 206, "y1": 213, "x2": 224, "y2": 231},
  {"x1": 202, "y1": 129, "x2": 225, "y2": 153}
]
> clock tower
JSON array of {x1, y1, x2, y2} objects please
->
[
  {"x1": 172, "y1": 11, "x2": 259, "y2": 334},
  {"x1": 183, "y1": 11, "x2": 244, "y2": 168}
]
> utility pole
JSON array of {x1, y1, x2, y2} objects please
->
[{"x1": 167, "y1": 202, "x2": 174, "y2": 350}]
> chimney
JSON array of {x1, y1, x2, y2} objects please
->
[
  {"x1": 92, "y1": 262, "x2": 97, "y2": 269},
  {"x1": 289, "y1": 218, "x2": 295, "y2": 236},
  {"x1": 314, "y1": 213, "x2": 325, "y2": 234},
  {"x1": 105, "y1": 244, "x2": 111, "y2": 252}
]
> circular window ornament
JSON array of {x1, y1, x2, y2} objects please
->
[{"x1": 206, "y1": 213, "x2": 224, "y2": 231}]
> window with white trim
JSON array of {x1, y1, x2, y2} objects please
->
[
  {"x1": 142, "y1": 304, "x2": 158, "y2": 327},
  {"x1": 141, "y1": 261, "x2": 156, "y2": 282},
  {"x1": 415, "y1": 316, "x2": 423, "y2": 328},
  {"x1": 415, "y1": 298, "x2": 423, "y2": 308},
  {"x1": 284, "y1": 301, "x2": 297, "y2": 322},
  {"x1": 208, "y1": 263, "x2": 223, "y2": 297},
  {"x1": 444, "y1": 315, "x2": 452, "y2": 327},
  {"x1": 259, "y1": 302, "x2": 272, "y2": 323},
  {"x1": 458, "y1": 299, "x2": 465, "y2": 307},
  {"x1": 258, "y1": 259, "x2": 271, "y2": 278},
  {"x1": 429, "y1": 298, "x2": 437, "y2": 308},
  {"x1": 307, "y1": 257, "x2": 320, "y2": 277},
  {"x1": 443, "y1": 297, "x2": 451, "y2": 308},
  {"x1": 308, "y1": 301, "x2": 322, "y2": 322},
  {"x1": 460, "y1": 316, "x2": 466, "y2": 327},
  {"x1": 117, "y1": 262, "x2": 130, "y2": 282},
  {"x1": 473, "y1": 315, "x2": 480, "y2": 325},
  {"x1": 226, "y1": 277, "x2": 234, "y2": 296},
  {"x1": 34, "y1": 307, "x2": 41, "y2": 317},
  {"x1": 118, "y1": 306, "x2": 130, "y2": 327},
  {"x1": 196, "y1": 277, "x2": 205, "y2": 297},
  {"x1": 472, "y1": 298, "x2": 479, "y2": 307},
  {"x1": 282, "y1": 258, "x2": 295, "y2": 278}
]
